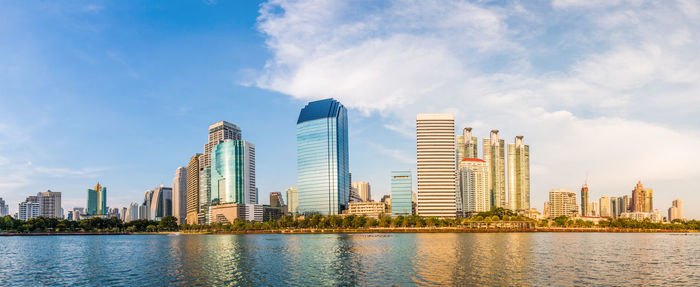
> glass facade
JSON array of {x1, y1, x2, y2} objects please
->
[
  {"x1": 86, "y1": 183, "x2": 107, "y2": 215},
  {"x1": 296, "y1": 99, "x2": 349, "y2": 215},
  {"x1": 391, "y1": 171, "x2": 413, "y2": 216},
  {"x1": 210, "y1": 140, "x2": 255, "y2": 205}
]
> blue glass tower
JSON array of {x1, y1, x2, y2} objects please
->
[
  {"x1": 296, "y1": 98, "x2": 349, "y2": 215},
  {"x1": 210, "y1": 140, "x2": 256, "y2": 205},
  {"x1": 391, "y1": 171, "x2": 413, "y2": 216}
]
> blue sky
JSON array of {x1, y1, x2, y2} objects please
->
[{"x1": 1, "y1": 1, "x2": 699, "y2": 219}]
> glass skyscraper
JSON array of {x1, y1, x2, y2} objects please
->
[
  {"x1": 87, "y1": 183, "x2": 107, "y2": 215},
  {"x1": 210, "y1": 140, "x2": 256, "y2": 205},
  {"x1": 391, "y1": 171, "x2": 413, "y2": 216},
  {"x1": 296, "y1": 98, "x2": 349, "y2": 215}
]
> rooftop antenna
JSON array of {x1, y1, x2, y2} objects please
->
[{"x1": 584, "y1": 172, "x2": 589, "y2": 188}]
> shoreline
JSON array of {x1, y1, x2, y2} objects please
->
[{"x1": 1, "y1": 228, "x2": 697, "y2": 236}]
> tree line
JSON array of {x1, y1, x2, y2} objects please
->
[
  {"x1": 2, "y1": 207, "x2": 698, "y2": 233},
  {"x1": 0, "y1": 215, "x2": 179, "y2": 233},
  {"x1": 543, "y1": 215, "x2": 700, "y2": 230}
]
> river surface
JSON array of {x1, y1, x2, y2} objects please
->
[{"x1": 0, "y1": 232, "x2": 698, "y2": 286}]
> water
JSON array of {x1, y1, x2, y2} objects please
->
[{"x1": 0, "y1": 233, "x2": 698, "y2": 286}]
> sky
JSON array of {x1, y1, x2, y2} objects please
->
[{"x1": 1, "y1": 0, "x2": 699, "y2": 219}]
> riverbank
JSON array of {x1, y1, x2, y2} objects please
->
[
  {"x1": 2, "y1": 227, "x2": 698, "y2": 236},
  {"x1": 187, "y1": 227, "x2": 700, "y2": 234}
]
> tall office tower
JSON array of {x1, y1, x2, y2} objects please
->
[
  {"x1": 483, "y1": 130, "x2": 506, "y2": 209},
  {"x1": 580, "y1": 184, "x2": 589, "y2": 216},
  {"x1": 35, "y1": 190, "x2": 62, "y2": 218},
  {"x1": 286, "y1": 186, "x2": 298, "y2": 215},
  {"x1": 120, "y1": 207, "x2": 127, "y2": 221},
  {"x1": 416, "y1": 113, "x2": 456, "y2": 218},
  {"x1": 610, "y1": 197, "x2": 618, "y2": 218},
  {"x1": 599, "y1": 196, "x2": 611, "y2": 217},
  {"x1": 0, "y1": 197, "x2": 9, "y2": 216},
  {"x1": 270, "y1": 192, "x2": 285, "y2": 207},
  {"x1": 352, "y1": 181, "x2": 372, "y2": 202},
  {"x1": 458, "y1": 159, "x2": 490, "y2": 217},
  {"x1": 543, "y1": 201, "x2": 550, "y2": 218},
  {"x1": 186, "y1": 154, "x2": 202, "y2": 224},
  {"x1": 456, "y1": 127, "x2": 478, "y2": 160},
  {"x1": 668, "y1": 199, "x2": 683, "y2": 221},
  {"x1": 172, "y1": 166, "x2": 187, "y2": 224},
  {"x1": 631, "y1": 181, "x2": 653, "y2": 212},
  {"x1": 591, "y1": 201, "x2": 600, "y2": 217},
  {"x1": 391, "y1": 171, "x2": 413, "y2": 216},
  {"x1": 621, "y1": 195, "x2": 631, "y2": 213},
  {"x1": 18, "y1": 201, "x2": 40, "y2": 220},
  {"x1": 644, "y1": 189, "x2": 653, "y2": 213},
  {"x1": 548, "y1": 189, "x2": 578, "y2": 218},
  {"x1": 349, "y1": 186, "x2": 362, "y2": 202},
  {"x1": 201, "y1": 121, "x2": 242, "y2": 221},
  {"x1": 86, "y1": 183, "x2": 107, "y2": 215},
  {"x1": 150, "y1": 186, "x2": 172, "y2": 220},
  {"x1": 296, "y1": 99, "x2": 350, "y2": 215},
  {"x1": 507, "y1": 136, "x2": 530, "y2": 211},
  {"x1": 142, "y1": 189, "x2": 154, "y2": 220},
  {"x1": 210, "y1": 140, "x2": 256, "y2": 205}
]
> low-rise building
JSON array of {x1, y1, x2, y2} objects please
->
[
  {"x1": 346, "y1": 202, "x2": 387, "y2": 218},
  {"x1": 263, "y1": 205, "x2": 285, "y2": 222},
  {"x1": 620, "y1": 210, "x2": 664, "y2": 223}
]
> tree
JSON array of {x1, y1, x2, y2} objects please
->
[
  {"x1": 159, "y1": 216, "x2": 179, "y2": 231},
  {"x1": 553, "y1": 216, "x2": 569, "y2": 227}
]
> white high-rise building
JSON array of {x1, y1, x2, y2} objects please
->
[
  {"x1": 18, "y1": 201, "x2": 40, "y2": 220},
  {"x1": 507, "y1": 136, "x2": 530, "y2": 211},
  {"x1": 172, "y1": 166, "x2": 187, "y2": 224},
  {"x1": 483, "y1": 130, "x2": 506, "y2": 209},
  {"x1": 150, "y1": 186, "x2": 172, "y2": 220},
  {"x1": 244, "y1": 204, "x2": 263, "y2": 222},
  {"x1": 416, "y1": 113, "x2": 456, "y2": 218},
  {"x1": 458, "y1": 158, "x2": 490, "y2": 216},
  {"x1": 125, "y1": 202, "x2": 139, "y2": 222},
  {"x1": 668, "y1": 199, "x2": 683, "y2": 222},
  {"x1": 352, "y1": 181, "x2": 371, "y2": 202},
  {"x1": 600, "y1": 196, "x2": 611, "y2": 217}
]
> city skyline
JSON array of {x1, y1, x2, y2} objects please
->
[{"x1": 1, "y1": 1, "x2": 699, "y2": 219}]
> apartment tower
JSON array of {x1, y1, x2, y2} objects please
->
[
  {"x1": 172, "y1": 166, "x2": 187, "y2": 224},
  {"x1": 186, "y1": 153, "x2": 202, "y2": 224},
  {"x1": 507, "y1": 136, "x2": 530, "y2": 211},
  {"x1": 483, "y1": 130, "x2": 506, "y2": 209}
]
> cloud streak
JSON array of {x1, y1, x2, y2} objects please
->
[{"x1": 255, "y1": 0, "x2": 700, "y2": 218}]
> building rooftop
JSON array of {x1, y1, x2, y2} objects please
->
[{"x1": 297, "y1": 98, "x2": 345, "y2": 124}]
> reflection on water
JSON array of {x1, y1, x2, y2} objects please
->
[{"x1": 0, "y1": 233, "x2": 699, "y2": 286}]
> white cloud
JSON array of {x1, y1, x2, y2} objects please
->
[{"x1": 254, "y1": 0, "x2": 700, "y2": 218}]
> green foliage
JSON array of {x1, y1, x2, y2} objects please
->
[
  {"x1": 3, "y1": 214, "x2": 699, "y2": 234},
  {"x1": 159, "y1": 216, "x2": 179, "y2": 231}
]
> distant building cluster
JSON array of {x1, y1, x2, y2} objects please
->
[
  {"x1": 543, "y1": 180, "x2": 683, "y2": 223},
  {"x1": 0, "y1": 98, "x2": 688, "y2": 224}
]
